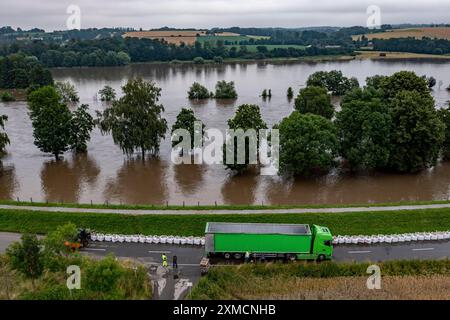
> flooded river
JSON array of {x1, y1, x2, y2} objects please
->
[{"x1": 1, "y1": 59, "x2": 450, "y2": 205}]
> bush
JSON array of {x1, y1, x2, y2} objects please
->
[
  {"x1": 1, "y1": 92, "x2": 15, "y2": 102},
  {"x1": 214, "y1": 80, "x2": 238, "y2": 99},
  {"x1": 213, "y1": 56, "x2": 224, "y2": 64},
  {"x1": 193, "y1": 57, "x2": 205, "y2": 65},
  {"x1": 188, "y1": 82, "x2": 210, "y2": 99}
]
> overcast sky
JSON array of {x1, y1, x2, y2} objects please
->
[{"x1": 1, "y1": 0, "x2": 450, "y2": 31}]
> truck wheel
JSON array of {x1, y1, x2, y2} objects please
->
[
  {"x1": 317, "y1": 254, "x2": 326, "y2": 262},
  {"x1": 233, "y1": 253, "x2": 242, "y2": 260},
  {"x1": 286, "y1": 254, "x2": 296, "y2": 261},
  {"x1": 224, "y1": 253, "x2": 231, "y2": 259}
]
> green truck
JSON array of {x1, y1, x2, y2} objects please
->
[{"x1": 205, "y1": 222, "x2": 333, "y2": 261}]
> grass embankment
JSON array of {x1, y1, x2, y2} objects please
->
[
  {"x1": 0, "y1": 207, "x2": 449, "y2": 236},
  {"x1": 189, "y1": 260, "x2": 450, "y2": 300},
  {"x1": 1, "y1": 198, "x2": 450, "y2": 211}
]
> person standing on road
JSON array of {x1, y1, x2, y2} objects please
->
[
  {"x1": 173, "y1": 255, "x2": 178, "y2": 269},
  {"x1": 162, "y1": 253, "x2": 168, "y2": 268}
]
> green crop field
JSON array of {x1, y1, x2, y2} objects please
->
[{"x1": 196, "y1": 35, "x2": 250, "y2": 45}]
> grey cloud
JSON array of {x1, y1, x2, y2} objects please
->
[{"x1": 0, "y1": 0, "x2": 449, "y2": 31}]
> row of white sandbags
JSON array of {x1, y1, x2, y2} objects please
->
[
  {"x1": 333, "y1": 231, "x2": 450, "y2": 245},
  {"x1": 91, "y1": 233, "x2": 205, "y2": 246}
]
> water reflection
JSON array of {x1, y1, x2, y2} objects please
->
[
  {"x1": 0, "y1": 162, "x2": 17, "y2": 199},
  {"x1": 104, "y1": 158, "x2": 168, "y2": 204},
  {"x1": 173, "y1": 164, "x2": 206, "y2": 195},
  {"x1": 222, "y1": 171, "x2": 259, "y2": 204},
  {"x1": 40, "y1": 154, "x2": 100, "y2": 203}
]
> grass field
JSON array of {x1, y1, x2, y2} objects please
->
[
  {"x1": 352, "y1": 27, "x2": 450, "y2": 41},
  {"x1": 0, "y1": 207, "x2": 449, "y2": 236},
  {"x1": 356, "y1": 51, "x2": 450, "y2": 60},
  {"x1": 196, "y1": 35, "x2": 250, "y2": 45},
  {"x1": 189, "y1": 260, "x2": 450, "y2": 299}
]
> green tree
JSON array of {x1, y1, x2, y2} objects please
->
[
  {"x1": 193, "y1": 57, "x2": 205, "y2": 64},
  {"x1": 294, "y1": 86, "x2": 334, "y2": 119},
  {"x1": 27, "y1": 86, "x2": 72, "y2": 160},
  {"x1": 6, "y1": 234, "x2": 44, "y2": 289},
  {"x1": 223, "y1": 104, "x2": 267, "y2": 173},
  {"x1": 365, "y1": 75, "x2": 388, "y2": 90},
  {"x1": 0, "y1": 114, "x2": 9, "y2": 154},
  {"x1": 437, "y1": 106, "x2": 450, "y2": 160},
  {"x1": 380, "y1": 71, "x2": 429, "y2": 99},
  {"x1": 70, "y1": 104, "x2": 95, "y2": 153},
  {"x1": 214, "y1": 80, "x2": 238, "y2": 99},
  {"x1": 287, "y1": 87, "x2": 294, "y2": 99},
  {"x1": 55, "y1": 81, "x2": 79, "y2": 103},
  {"x1": 171, "y1": 108, "x2": 205, "y2": 150},
  {"x1": 388, "y1": 90, "x2": 445, "y2": 172},
  {"x1": 277, "y1": 112, "x2": 339, "y2": 176},
  {"x1": 187, "y1": 82, "x2": 210, "y2": 99},
  {"x1": 85, "y1": 255, "x2": 123, "y2": 293},
  {"x1": 117, "y1": 51, "x2": 131, "y2": 65},
  {"x1": 336, "y1": 87, "x2": 391, "y2": 170},
  {"x1": 99, "y1": 85, "x2": 116, "y2": 102},
  {"x1": 307, "y1": 70, "x2": 359, "y2": 96},
  {"x1": 98, "y1": 78, "x2": 168, "y2": 158}
]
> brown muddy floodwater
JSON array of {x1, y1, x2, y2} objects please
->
[{"x1": 1, "y1": 59, "x2": 450, "y2": 205}]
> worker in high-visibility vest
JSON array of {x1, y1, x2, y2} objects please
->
[
  {"x1": 162, "y1": 253, "x2": 168, "y2": 268},
  {"x1": 245, "y1": 251, "x2": 250, "y2": 263}
]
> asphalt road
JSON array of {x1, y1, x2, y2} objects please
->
[{"x1": 1, "y1": 232, "x2": 449, "y2": 300}]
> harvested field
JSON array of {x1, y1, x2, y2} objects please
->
[
  {"x1": 356, "y1": 51, "x2": 450, "y2": 60},
  {"x1": 123, "y1": 30, "x2": 206, "y2": 45},
  {"x1": 353, "y1": 27, "x2": 450, "y2": 41},
  {"x1": 221, "y1": 275, "x2": 450, "y2": 300}
]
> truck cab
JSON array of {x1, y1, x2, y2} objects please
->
[{"x1": 311, "y1": 225, "x2": 333, "y2": 261}]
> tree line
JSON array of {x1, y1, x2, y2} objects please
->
[
  {"x1": 0, "y1": 54, "x2": 53, "y2": 89},
  {"x1": 0, "y1": 37, "x2": 352, "y2": 68},
  {"x1": 1, "y1": 71, "x2": 449, "y2": 177},
  {"x1": 371, "y1": 37, "x2": 450, "y2": 55}
]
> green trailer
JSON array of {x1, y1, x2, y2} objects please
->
[{"x1": 205, "y1": 222, "x2": 333, "y2": 261}]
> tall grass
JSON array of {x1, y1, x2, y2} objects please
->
[{"x1": 190, "y1": 260, "x2": 450, "y2": 300}]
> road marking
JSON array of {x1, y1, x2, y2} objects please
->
[
  {"x1": 148, "y1": 250, "x2": 172, "y2": 254},
  {"x1": 84, "y1": 248, "x2": 106, "y2": 252},
  {"x1": 412, "y1": 248, "x2": 435, "y2": 251},
  {"x1": 348, "y1": 250, "x2": 372, "y2": 254}
]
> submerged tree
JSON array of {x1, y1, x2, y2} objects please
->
[
  {"x1": 294, "y1": 86, "x2": 334, "y2": 119},
  {"x1": 70, "y1": 104, "x2": 95, "y2": 153},
  {"x1": 306, "y1": 70, "x2": 359, "y2": 96},
  {"x1": 55, "y1": 81, "x2": 79, "y2": 103},
  {"x1": 438, "y1": 105, "x2": 450, "y2": 160},
  {"x1": 287, "y1": 87, "x2": 294, "y2": 99},
  {"x1": 387, "y1": 90, "x2": 445, "y2": 172},
  {"x1": 0, "y1": 114, "x2": 9, "y2": 154},
  {"x1": 336, "y1": 87, "x2": 391, "y2": 170},
  {"x1": 223, "y1": 104, "x2": 267, "y2": 173},
  {"x1": 214, "y1": 80, "x2": 238, "y2": 99},
  {"x1": 98, "y1": 78, "x2": 168, "y2": 158},
  {"x1": 171, "y1": 108, "x2": 205, "y2": 150},
  {"x1": 187, "y1": 82, "x2": 210, "y2": 99},
  {"x1": 27, "y1": 86, "x2": 73, "y2": 160},
  {"x1": 99, "y1": 85, "x2": 116, "y2": 102},
  {"x1": 277, "y1": 112, "x2": 339, "y2": 176}
]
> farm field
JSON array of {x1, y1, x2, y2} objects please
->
[
  {"x1": 196, "y1": 35, "x2": 250, "y2": 45},
  {"x1": 352, "y1": 27, "x2": 450, "y2": 41}
]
